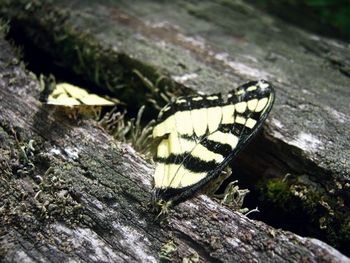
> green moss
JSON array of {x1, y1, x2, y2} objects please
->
[
  {"x1": 264, "y1": 179, "x2": 294, "y2": 209},
  {"x1": 258, "y1": 175, "x2": 349, "y2": 253},
  {"x1": 0, "y1": 120, "x2": 86, "y2": 232},
  {"x1": 248, "y1": 0, "x2": 350, "y2": 41}
]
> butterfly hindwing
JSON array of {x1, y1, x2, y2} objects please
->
[{"x1": 152, "y1": 80, "x2": 275, "y2": 207}]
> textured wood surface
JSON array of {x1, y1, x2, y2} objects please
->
[{"x1": 0, "y1": 0, "x2": 349, "y2": 262}]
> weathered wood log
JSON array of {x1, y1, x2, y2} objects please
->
[
  {"x1": 0, "y1": 40, "x2": 349, "y2": 262},
  {"x1": 0, "y1": 0, "x2": 349, "y2": 262}
]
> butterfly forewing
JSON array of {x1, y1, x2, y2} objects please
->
[{"x1": 152, "y1": 80, "x2": 275, "y2": 206}]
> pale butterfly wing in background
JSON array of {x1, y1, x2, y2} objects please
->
[{"x1": 45, "y1": 83, "x2": 119, "y2": 106}]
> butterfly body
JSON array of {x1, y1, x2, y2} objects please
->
[{"x1": 152, "y1": 80, "x2": 275, "y2": 209}]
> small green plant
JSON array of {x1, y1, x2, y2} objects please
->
[
  {"x1": 0, "y1": 19, "x2": 9, "y2": 38},
  {"x1": 205, "y1": 167, "x2": 253, "y2": 213},
  {"x1": 99, "y1": 105, "x2": 155, "y2": 158},
  {"x1": 159, "y1": 240, "x2": 177, "y2": 261},
  {"x1": 133, "y1": 69, "x2": 173, "y2": 110},
  {"x1": 182, "y1": 251, "x2": 199, "y2": 263}
]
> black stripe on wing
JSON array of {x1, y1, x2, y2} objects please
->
[
  {"x1": 155, "y1": 154, "x2": 219, "y2": 173},
  {"x1": 200, "y1": 137, "x2": 233, "y2": 157}
]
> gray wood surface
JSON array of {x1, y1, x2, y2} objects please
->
[{"x1": 0, "y1": 0, "x2": 349, "y2": 262}]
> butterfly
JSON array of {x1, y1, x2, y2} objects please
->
[
  {"x1": 42, "y1": 82, "x2": 119, "y2": 106},
  {"x1": 40, "y1": 81, "x2": 120, "y2": 118},
  {"x1": 151, "y1": 80, "x2": 275, "y2": 214}
]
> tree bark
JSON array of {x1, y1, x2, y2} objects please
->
[{"x1": 0, "y1": 0, "x2": 349, "y2": 262}]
